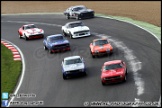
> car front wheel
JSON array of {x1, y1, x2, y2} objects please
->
[
  {"x1": 18, "y1": 32, "x2": 22, "y2": 39},
  {"x1": 49, "y1": 49, "x2": 52, "y2": 54},
  {"x1": 62, "y1": 30, "x2": 67, "y2": 36},
  {"x1": 124, "y1": 75, "x2": 127, "y2": 82},
  {"x1": 44, "y1": 45, "x2": 47, "y2": 50},
  {"x1": 66, "y1": 14, "x2": 70, "y2": 19},
  {"x1": 102, "y1": 81, "x2": 106, "y2": 86},
  {"x1": 24, "y1": 34, "x2": 28, "y2": 41},
  {"x1": 63, "y1": 74, "x2": 67, "y2": 80},
  {"x1": 69, "y1": 32, "x2": 73, "y2": 39},
  {"x1": 76, "y1": 15, "x2": 80, "y2": 20}
]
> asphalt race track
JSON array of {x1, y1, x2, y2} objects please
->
[{"x1": 1, "y1": 14, "x2": 161, "y2": 107}]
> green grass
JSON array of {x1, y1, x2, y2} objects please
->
[{"x1": 1, "y1": 44, "x2": 22, "y2": 97}]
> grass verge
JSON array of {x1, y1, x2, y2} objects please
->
[{"x1": 1, "y1": 44, "x2": 21, "y2": 97}]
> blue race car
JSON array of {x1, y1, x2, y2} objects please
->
[{"x1": 43, "y1": 34, "x2": 70, "y2": 53}]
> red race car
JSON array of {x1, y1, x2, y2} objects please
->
[
  {"x1": 18, "y1": 24, "x2": 44, "y2": 40},
  {"x1": 89, "y1": 38, "x2": 113, "y2": 58},
  {"x1": 101, "y1": 60, "x2": 127, "y2": 85}
]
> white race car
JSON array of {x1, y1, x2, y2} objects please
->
[
  {"x1": 61, "y1": 55, "x2": 86, "y2": 79},
  {"x1": 61, "y1": 21, "x2": 90, "y2": 39},
  {"x1": 18, "y1": 24, "x2": 44, "y2": 40}
]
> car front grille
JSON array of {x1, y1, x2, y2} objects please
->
[
  {"x1": 104, "y1": 76, "x2": 121, "y2": 80},
  {"x1": 81, "y1": 12, "x2": 94, "y2": 18},
  {"x1": 69, "y1": 70, "x2": 80, "y2": 73},
  {"x1": 74, "y1": 30, "x2": 89, "y2": 34}
]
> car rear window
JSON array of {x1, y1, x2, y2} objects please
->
[
  {"x1": 65, "y1": 58, "x2": 82, "y2": 65},
  {"x1": 94, "y1": 40, "x2": 108, "y2": 46}
]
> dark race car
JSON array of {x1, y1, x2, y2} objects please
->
[
  {"x1": 43, "y1": 34, "x2": 70, "y2": 53},
  {"x1": 64, "y1": 5, "x2": 95, "y2": 20}
]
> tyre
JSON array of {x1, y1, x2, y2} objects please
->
[
  {"x1": 24, "y1": 34, "x2": 28, "y2": 41},
  {"x1": 83, "y1": 72, "x2": 87, "y2": 76},
  {"x1": 63, "y1": 74, "x2": 67, "y2": 80},
  {"x1": 123, "y1": 75, "x2": 127, "y2": 82},
  {"x1": 18, "y1": 32, "x2": 22, "y2": 39},
  {"x1": 69, "y1": 32, "x2": 73, "y2": 39},
  {"x1": 126, "y1": 69, "x2": 128, "y2": 75},
  {"x1": 76, "y1": 15, "x2": 80, "y2": 20},
  {"x1": 62, "y1": 30, "x2": 67, "y2": 36},
  {"x1": 102, "y1": 81, "x2": 106, "y2": 86},
  {"x1": 44, "y1": 45, "x2": 47, "y2": 50},
  {"x1": 91, "y1": 52, "x2": 95, "y2": 58},
  {"x1": 49, "y1": 49, "x2": 52, "y2": 54},
  {"x1": 66, "y1": 14, "x2": 70, "y2": 19}
]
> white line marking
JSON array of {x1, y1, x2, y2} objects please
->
[
  {"x1": 158, "y1": 96, "x2": 161, "y2": 107},
  {"x1": 1, "y1": 39, "x2": 26, "y2": 107}
]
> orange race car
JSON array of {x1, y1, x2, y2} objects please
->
[{"x1": 89, "y1": 38, "x2": 113, "y2": 58}]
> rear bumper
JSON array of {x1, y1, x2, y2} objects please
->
[
  {"x1": 51, "y1": 47, "x2": 70, "y2": 52},
  {"x1": 28, "y1": 34, "x2": 44, "y2": 39},
  {"x1": 63, "y1": 71, "x2": 86, "y2": 77},
  {"x1": 92, "y1": 50, "x2": 113, "y2": 56}
]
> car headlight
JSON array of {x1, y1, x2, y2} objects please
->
[
  {"x1": 66, "y1": 71, "x2": 70, "y2": 74},
  {"x1": 95, "y1": 50, "x2": 99, "y2": 53},
  {"x1": 106, "y1": 48, "x2": 110, "y2": 52},
  {"x1": 78, "y1": 69, "x2": 83, "y2": 72}
]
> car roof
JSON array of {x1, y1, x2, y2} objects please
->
[
  {"x1": 64, "y1": 56, "x2": 81, "y2": 61},
  {"x1": 66, "y1": 21, "x2": 83, "y2": 25},
  {"x1": 47, "y1": 34, "x2": 63, "y2": 38},
  {"x1": 70, "y1": 5, "x2": 85, "y2": 8},
  {"x1": 93, "y1": 38, "x2": 108, "y2": 42},
  {"x1": 23, "y1": 24, "x2": 35, "y2": 27},
  {"x1": 104, "y1": 60, "x2": 122, "y2": 66}
]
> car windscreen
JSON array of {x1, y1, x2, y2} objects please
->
[
  {"x1": 73, "y1": 6, "x2": 86, "y2": 11},
  {"x1": 104, "y1": 63, "x2": 123, "y2": 70},
  {"x1": 48, "y1": 36, "x2": 64, "y2": 42},
  {"x1": 94, "y1": 40, "x2": 108, "y2": 46},
  {"x1": 65, "y1": 58, "x2": 82, "y2": 65},
  {"x1": 69, "y1": 22, "x2": 84, "y2": 28},
  {"x1": 25, "y1": 25, "x2": 36, "y2": 29}
]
